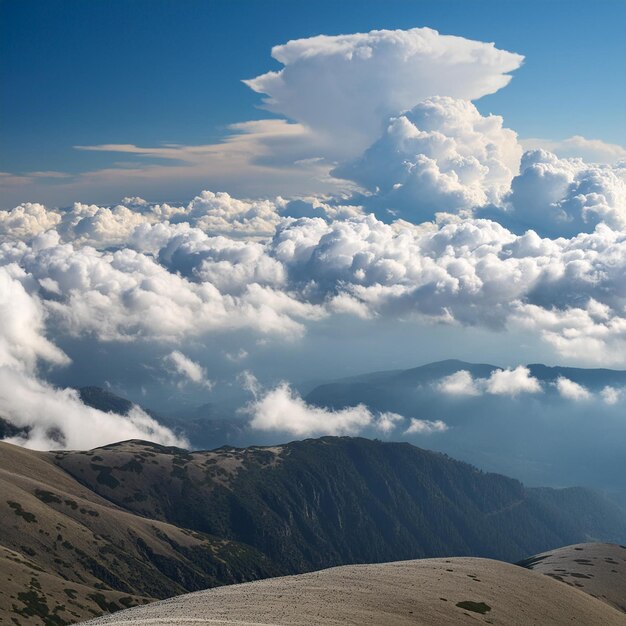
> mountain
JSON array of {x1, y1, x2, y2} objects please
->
[
  {"x1": 76, "y1": 387, "x2": 246, "y2": 450},
  {"x1": 0, "y1": 442, "x2": 276, "y2": 625},
  {"x1": 83, "y1": 546, "x2": 626, "y2": 625},
  {"x1": 306, "y1": 358, "x2": 626, "y2": 407},
  {"x1": 304, "y1": 360, "x2": 626, "y2": 498},
  {"x1": 3, "y1": 436, "x2": 625, "y2": 624}
]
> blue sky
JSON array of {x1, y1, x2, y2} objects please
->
[{"x1": 1, "y1": 0, "x2": 624, "y2": 181}]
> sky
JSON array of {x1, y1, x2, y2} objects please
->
[
  {"x1": 1, "y1": 0, "x2": 624, "y2": 206},
  {"x1": 1, "y1": 0, "x2": 626, "y2": 454}
]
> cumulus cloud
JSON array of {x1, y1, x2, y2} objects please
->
[
  {"x1": 0, "y1": 267, "x2": 185, "y2": 450},
  {"x1": 601, "y1": 385, "x2": 623, "y2": 405},
  {"x1": 437, "y1": 366, "x2": 541, "y2": 397},
  {"x1": 554, "y1": 376, "x2": 591, "y2": 401},
  {"x1": 0, "y1": 203, "x2": 61, "y2": 240},
  {"x1": 164, "y1": 351, "x2": 213, "y2": 389},
  {"x1": 334, "y1": 97, "x2": 522, "y2": 220},
  {"x1": 500, "y1": 149, "x2": 626, "y2": 237},
  {"x1": 247, "y1": 382, "x2": 379, "y2": 436},
  {"x1": 245, "y1": 379, "x2": 445, "y2": 437},
  {"x1": 1, "y1": 28, "x2": 524, "y2": 209},
  {"x1": 404, "y1": 418, "x2": 448, "y2": 435},
  {"x1": 436, "y1": 370, "x2": 481, "y2": 396},
  {"x1": 6, "y1": 194, "x2": 626, "y2": 364},
  {"x1": 485, "y1": 366, "x2": 541, "y2": 396},
  {"x1": 245, "y1": 27, "x2": 523, "y2": 156}
]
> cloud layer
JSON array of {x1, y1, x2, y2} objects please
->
[{"x1": 1, "y1": 26, "x2": 625, "y2": 451}]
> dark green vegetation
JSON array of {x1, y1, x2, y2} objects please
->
[
  {"x1": 54, "y1": 437, "x2": 626, "y2": 568},
  {"x1": 455, "y1": 600, "x2": 491, "y2": 614},
  {"x1": 2, "y1": 436, "x2": 626, "y2": 624}
]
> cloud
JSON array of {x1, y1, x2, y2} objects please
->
[
  {"x1": 554, "y1": 376, "x2": 591, "y2": 401},
  {"x1": 0, "y1": 267, "x2": 186, "y2": 450},
  {"x1": 0, "y1": 120, "x2": 344, "y2": 209},
  {"x1": 498, "y1": 149, "x2": 626, "y2": 237},
  {"x1": 0, "y1": 203, "x2": 62, "y2": 240},
  {"x1": 376, "y1": 411, "x2": 405, "y2": 434},
  {"x1": 0, "y1": 370, "x2": 186, "y2": 451},
  {"x1": 164, "y1": 351, "x2": 213, "y2": 389},
  {"x1": 521, "y1": 136, "x2": 626, "y2": 164},
  {"x1": 485, "y1": 366, "x2": 541, "y2": 396},
  {"x1": 437, "y1": 370, "x2": 481, "y2": 396},
  {"x1": 245, "y1": 27, "x2": 523, "y2": 157},
  {"x1": 6, "y1": 193, "x2": 626, "y2": 364},
  {"x1": 2, "y1": 28, "x2": 523, "y2": 208},
  {"x1": 437, "y1": 366, "x2": 541, "y2": 397},
  {"x1": 224, "y1": 348, "x2": 249, "y2": 363},
  {"x1": 247, "y1": 381, "x2": 378, "y2": 436},
  {"x1": 601, "y1": 385, "x2": 622, "y2": 405},
  {"x1": 403, "y1": 418, "x2": 448, "y2": 434},
  {"x1": 334, "y1": 97, "x2": 522, "y2": 220},
  {"x1": 245, "y1": 379, "x2": 445, "y2": 437}
]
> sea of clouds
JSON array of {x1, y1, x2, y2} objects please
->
[{"x1": 1, "y1": 27, "x2": 625, "y2": 449}]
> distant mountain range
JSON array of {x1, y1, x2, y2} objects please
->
[
  {"x1": 76, "y1": 360, "x2": 626, "y2": 504},
  {"x1": 1, "y1": 436, "x2": 625, "y2": 624},
  {"x1": 306, "y1": 358, "x2": 626, "y2": 406}
]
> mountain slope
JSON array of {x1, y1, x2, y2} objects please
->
[
  {"x1": 0, "y1": 442, "x2": 277, "y2": 625},
  {"x1": 3, "y1": 436, "x2": 626, "y2": 624},
  {"x1": 52, "y1": 437, "x2": 626, "y2": 568},
  {"x1": 304, "y1": 361, "x2": 626, "y2": 498},
  {"x1": 82, "y1": 554, "x2": 626, "y2": 626},
  {"x1": 519, "y1": 542, "x2": 626, "y2": 614}
]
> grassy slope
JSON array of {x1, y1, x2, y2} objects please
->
[{"x1": 0, "y1": 442, "x2": 276, "y2": 626}]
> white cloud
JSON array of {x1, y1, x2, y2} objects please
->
[
  {"x1": 601, "y1": 385, "x2": 622, "y2": 405},
  {"x1": 485, "y1": 366, "x2": 541, "y2": 396},
  {"x1": 334, "y1": 97, "x2": 522, "y2": 220},
  {"x1": 245, "y1": 27, "x2": 523, "y2": 157},
  {"x1": 0, "y1": 203, "x2": 61, "y2": 240},
  {"x1": 403, "y1": 418, "x2": 448, "y2": 435},
  {"x1": 224, "y1": 348, "x2": 249, "y2": 363},
  {"x1": 164, "y1": 350, "x2": 213, "y2": 389},
  {"x1": 0, "y1": 370, "x2": 186, "y2": 451},
  {"x1": 437, "y1": 370, "x2": 481, "y2": 396},
  {"x1": 0, "y1": 267, "x2": 186, "y2": 450},
  {"x1": 247, "y1": 382, "x2": 377, "y2": 436},
  {"x1": 1, "y1": 28, "x2": 523, "y2": 208},
  {"x1": 7, "y1": 195, "x2": 626, "y2": 365},
  {"x1": 502, "y1": 149, "x2": 626, "y2": 237},
  {"x1": 521, "y1": 136, "x2": 626, "y2": 164},
  {"x1": 437, "y1": 366, "x2": 541, "y2": 397},
  {"x1": 376, "y1": 412, "x2": 405, "y2": 434},
  {"x1": 554, "y1": 376, "x2": 591, "y2": 401},
  {"x1": 245, "y1": 379, "x2": 444, "y2": 437}
]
